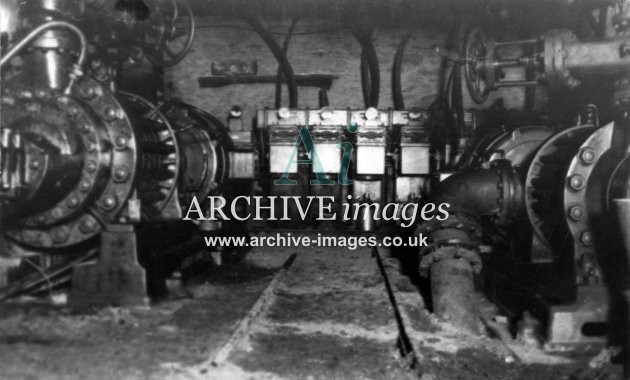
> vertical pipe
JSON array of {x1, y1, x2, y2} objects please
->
[
  {"x1": 614, "y1": 199, "x2": 630, "y2": 380},
  {"x1": 430, "y1": 257, "x2": 480, "y2": 334}
]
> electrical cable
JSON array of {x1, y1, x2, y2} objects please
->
[
  {"x1": 392, "y1": 31, "x2": 413, "y2": 110},
  {"x1": 275, "y1": 18, "x2": 299, "y2": 108},
  {"x1": 352, "y1": 29, "x2": 380, "y2": 108},
  {"x1": 241, "y1": 14, "x2": 298, "y2": 108}
]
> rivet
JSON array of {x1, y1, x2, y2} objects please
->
[
  {"x1": 85, "y1": 142, "x2": 96, "y2": 152},
  {"x1": 35, "y1": 89, "x2": 47, "y2": 98},
  {"x1": 29, "y1": 159, "x2": 41, "y2": 170},
  {"x1": 51, "y1": 208, "x2": 63, "y2": 218}
]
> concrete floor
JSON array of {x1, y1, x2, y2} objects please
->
[{"x1": 0, "y1": 231, "x2": 623, "y2": 379}]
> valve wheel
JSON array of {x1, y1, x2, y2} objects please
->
[
  {"x1": 464, "y1": 27, "x2": 491, "y2": 104},
  {"x1": 143, "y1": 0, "x2": 195, "y2": 67}
]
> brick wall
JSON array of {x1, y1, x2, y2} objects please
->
[{"x1": 166, "y1": 17, "x2": 525, "y2": 120}]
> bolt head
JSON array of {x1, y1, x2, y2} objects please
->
[
  {"x1": 579, "y1": 148, "x2": 595, "y2": 164},
  {"x1": 568, "y1": 205, "x2": 585, "y2": 221},
  {"x1": 103, "y1": 106, "x2": 119, "y2": 121},
  {"x1": 79, "y1": 181, "x2": 92, "y2": 192},
  {"x1": 568, "y1": 174, "x2": 586, "y2": 190},
  {"x1": 68, "y1": 106, "x2": 80, "y2": 117},
  {"x1": 66, "y1": 197, "x2": 80, "y2": 208},
  {"x1": 79, "y1": 84, "x2": 96, "y2": 99},
  {"x1": 580, "y1": 231, "x2": 594, "y2": 246},
  {"x1": 100, "y1": 195, "x2": 117, "y2": 210},
  {"x1": 79, "y1": 218, "x2": 97, "y2": 233},
  {"x1": 85, "y1": 161, "x2": 97, "y2": 173},
  {"x1": 114, "y1": 135, "x2": 128, "y2": 149},
  {"x1": 51, "y1": 227, "x2": 69, "y2": 243},
  {"x1": 112, "y1": 167, "x2": 129, "y2": 182}
]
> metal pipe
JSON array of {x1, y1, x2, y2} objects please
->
[
  {"x1": 494, "y1": 38, "x2": 539, "y2": 46},
  {"x1": 496, "y1": 80, "x2": 538, "y2": 88},
  {"x1": 431, "y1": 258, "x2": 480, "y2": 333},
  {"x1": 0, "y1": 20, "x2": 87, "y2": 93},
  {"x1": 614, "y1": 199, "x2": 630, "y2": 380}
]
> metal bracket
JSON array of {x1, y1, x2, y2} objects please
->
[{"x1": 69, "y1": 224, "x2": 149, "y2": 307}]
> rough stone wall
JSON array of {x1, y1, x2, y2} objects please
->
[{"x1": 166, "y1": 17, "x2": 524, "y2": 120}]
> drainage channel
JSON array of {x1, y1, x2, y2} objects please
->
[{"x1": 191, "y1": 233, "x2": 422, "y2": 379}]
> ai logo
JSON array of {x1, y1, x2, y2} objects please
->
[{"x1": 275, "y1": 124, "x2": 358, "y2": 186}]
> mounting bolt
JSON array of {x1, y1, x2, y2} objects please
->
[
  {"x1": 51, "y1": 227, "x2": 69, "y2": 243},
  {"x1": 100, "y1": 195, "x2": 117, "y2": 211},
  {"x1": 85, "y1": 161, "x2": 97, "y2": 173},
  {"x1": 79, "y1": 181, "x2": 92, "y2": 192},
  {"x1": 114, "y1": 135, "x2": 128, "y2": 150},
  {"x1": 568, "y1": 205, "x2": 585, "y2": 221},
  {"x1": 103, "y1": 106, "x2": 120, "y2": 121},
  {"x1": 79, "y1": 218, "x2": 97, "y2": 233},
  {"x1": 112, "y1": 167, "x2": 129, "y2": 182},
  {"x1": 29, "y1": 159, "x2": 41, "y2": 170},
  {"x1": 68, "y1": 106, "x2": 80, "y2": 117},
  {"x1": 568, "y1": 174, "x2": 586, "y2": 191},
  {"x1": 51, "y1": 208, "x2": 63, "y2": 219},
  {"x1": 66, "y1": 197, "x2": 80, "y2": 208},
  {"x1": 580, "y1": 231, "x2": 594, "y2": 247},
  {"x1": 85, "y1": 142, "x2": 96, "y2": 152},
  {"x1": 579, "y1": 148, "x2": 596, "y2": 164},
  {"x1": 79, "y1": 84, "x2": 96, "y2": 99}
]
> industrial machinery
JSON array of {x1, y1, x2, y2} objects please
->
[
  {"x1": 1, "y1": 0, "x2": 630, "y2": 370},
  {"x1": 415, "y1": 0, "x2": 630, "y2": 356},
  {"x1": 0, "y1": 0, "x2": 256, "y2": 305}
]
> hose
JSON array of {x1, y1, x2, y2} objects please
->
[
  {"x1": 242, "y1": 14, "x2": 298, "y2": 108},
  {"x1": 275, "y1": 18, "x2": 299, "y2": 108},
  {"x1": 392, "y1": 31, "x2": 413, "y2": 110},
  {"x1": 353, "y1": 29, "x2": 380, "y2": 108},
  {"x1": 360, "y1": 50, "x2": 371, "y2": 108}
]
